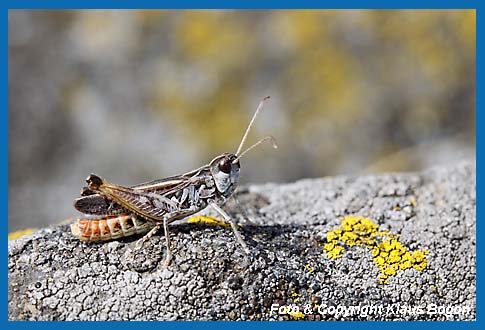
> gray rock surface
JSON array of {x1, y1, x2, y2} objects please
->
[{"x1": 8, "y1": 162, "x2": 476, "y2": 320}]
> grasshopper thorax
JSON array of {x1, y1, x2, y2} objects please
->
[{"x1": 209, "y1": 153, "x2": 240, "y2": 198}]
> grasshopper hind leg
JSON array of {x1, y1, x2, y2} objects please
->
[
  {"x1": 162, "y1": 217, "x2": 172, "y2": 267},
  {"x1": 135, "y1": 224, "x2": 161, "y2": 248},
  {"x1": 134, "y1": 222, "x2": 172, "y2": 268}
]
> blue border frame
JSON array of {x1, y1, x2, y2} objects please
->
[{"x1": 4, "y1": 0, "x2": 479, "y2": 328}]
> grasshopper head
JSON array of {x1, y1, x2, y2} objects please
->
[
  {"x1": 208, "y1": 97, "x2": 276, "y2": 199},
  {"x1": 209, "y1": 153, "x2": 240, "y2": 197}
]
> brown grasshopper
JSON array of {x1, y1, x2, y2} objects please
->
[{"x1": 71, "y1": 96, "x2": 277, "y2": 267}]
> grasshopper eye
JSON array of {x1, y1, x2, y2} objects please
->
[
  {"x1": 86, "y1": 174, "x2": 103, "y2": 189},
  {"x1": 218, "y1": 160, "x2": 231, "y2": 174}
]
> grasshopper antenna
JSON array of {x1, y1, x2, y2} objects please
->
[
  {"x1": 233, "y1": 136, "x2": 277, "y2": 163},
  {"x1": 235, "y1": 96, "x2": 271, "y2": 156}
]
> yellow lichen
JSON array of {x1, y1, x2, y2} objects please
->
[
  {"x1": 323, "y1": 216, "x2": 429, "y2": 284},
  {"x1": 324, "y1": 242, "x2": 335, "y2": 251},
  {"x1": 326, "y1": 230, "x2": 340, "y2": 241},
  {"x1": 289, "y1": 311, "x2": 305, "y2": 320},
  {"x1": 384, "y1": 267, "x2": 396, "y2": 276},
  {"x1": 326, "y1": 245, "x2": 344, "y2": 259},
  {"x1": 8, "y1": 228, "x2": 34, "y2": 240},
  {"x1": 305, "y1": 264, "x2": 314, "y2": 273},
  {"x1": 187, "y1": 216, "x2": 231, "y2": 229}
]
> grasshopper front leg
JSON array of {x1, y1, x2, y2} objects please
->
[
  {"x1": 210, "y1": 202, "x2": 250, "y2": 255},
  {"x1": 232, "y1": 195, "x2": 257, "y2": 226}
]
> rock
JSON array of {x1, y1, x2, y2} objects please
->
[{"x1": 8, "y1": 162, "x2": 476, "y2": 320}]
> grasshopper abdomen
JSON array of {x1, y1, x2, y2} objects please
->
[{"x1": 71, "y1": 215, "x2": 154, "y2": 241}]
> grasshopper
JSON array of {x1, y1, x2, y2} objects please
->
[{"x1": 71, "y1": 96, "x2": 277, "y2": 267}]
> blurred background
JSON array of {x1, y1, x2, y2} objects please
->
[{"x1": 8, "y1": 10, "x2": 475, "y2": 232}]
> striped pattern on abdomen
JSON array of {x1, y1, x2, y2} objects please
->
[{"x1": 70, "y1": 215, "x2": 154, "y2": 241}]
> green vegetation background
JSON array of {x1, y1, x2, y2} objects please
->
[{"x1": 8, "y1": 10, "x2": 475, "y2": 231}]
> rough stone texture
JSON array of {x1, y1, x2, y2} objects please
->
[{"x1": 8, "y1": 162, "x2": 476, "y2": 320}]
